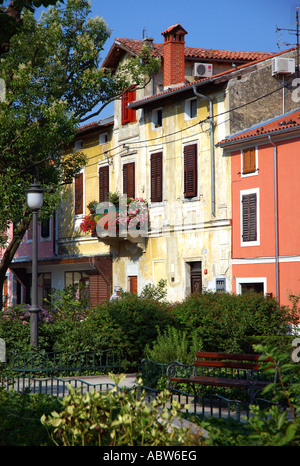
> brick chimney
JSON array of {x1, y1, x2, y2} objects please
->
[{"x1": 162, "y1": 24, "x2": 187, "y2": 88}]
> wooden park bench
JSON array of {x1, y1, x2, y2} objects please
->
[{"x1": 166, "y1": 352, "x2": 277, "y2": 404}]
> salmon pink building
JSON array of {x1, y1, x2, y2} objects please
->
[
  {"x1": 218, "y1": 108, "x2": 300, "y2": 307},
  {"x1": 1, "y1": 217, "x2": 56, "y2": 309}
]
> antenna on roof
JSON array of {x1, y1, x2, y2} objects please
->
[{"x1": 276, "y1": 5, "x2": 300, "y2": 77}]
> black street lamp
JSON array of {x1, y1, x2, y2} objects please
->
[{"x1": 25, "y1": 182, "x2": 44, "y2": 347}]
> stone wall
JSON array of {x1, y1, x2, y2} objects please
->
[{"x1": 228, "y1": 49, "x2": 299, "y2": 134}]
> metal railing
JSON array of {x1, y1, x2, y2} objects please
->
[
  {"x1": 4, "y1": 349, "x2": 126, "y2": 377},
  {"x1": 1, "y1": 373, "x2": 115, "y2": 397}
]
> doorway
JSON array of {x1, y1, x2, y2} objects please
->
[{"x1": 189, "y1": 261, "x2": 202, "y2": 294}]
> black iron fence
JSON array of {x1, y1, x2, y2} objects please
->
[{"x1": 4, "y1": 349, "x2": 126, "y2": 377}]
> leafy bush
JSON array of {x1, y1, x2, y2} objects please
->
[
  {"x1": 0, "y1": 305, "x2": 52, "y2": 352},
  {"x1": 0, "y1": 387, "x2": 60, "y2": 446},
  {"x1": 41, "y1": 374, "x2": 200, "y2": 446},
  {"x1": 144, "y1": 325, "x2": 202, "y2": 364},
  {"x1": 78, "y1": 293, "x2": 176, "y2": 362},
  {"x1": 173, "y1": 292, "x2": 292, "y2": 353}
]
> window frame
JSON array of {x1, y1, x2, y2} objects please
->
[
  {"x1": 236, "y1": 277, "x2": 267, "y2": 296},
  {"x1": 152, "y1": 107, "x2": 163, "y2": 129},
  {"x1": 40, "y1": 218, "x2": 51, "y2": 242},
  {"x1": 240, "y1": 188, "x2": 260, "y2": 247},
  {"x1": 184, "y1": 97, "x2": 197, "y2": 120},
  {"x1": 99, "y1": 132, "x2": 108, "y2": 145}
]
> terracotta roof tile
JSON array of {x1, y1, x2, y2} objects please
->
[
  {"x1": 115, "y1": 38, "x2": 272, "y2": 62},
  {"x1": 217, "y1": 109, "x2": 300, "y2": 146}
]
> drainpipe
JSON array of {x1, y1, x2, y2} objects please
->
[
  {"x1": 268, "y1": 135, "x2": 279, "y2": 303},
  {"x1": 193, "y1": 85, "x2": 215, "y2": 217}
]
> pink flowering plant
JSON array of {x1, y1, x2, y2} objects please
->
[{"x1": 80, "y1": 193, "x2": 149, "y2": 238}]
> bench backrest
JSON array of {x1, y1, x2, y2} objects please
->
[{"x1": 194, "y1": 352, "x2": 272, "y2": 371}]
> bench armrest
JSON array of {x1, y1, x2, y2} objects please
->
[{"x1": 166, "y1": 361, "x2": 194, "y2": 379}]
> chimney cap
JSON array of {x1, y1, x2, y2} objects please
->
[
  {"x1": 161, "y1": 23, "x2": 187, "y2": 37},
  {"x1": 142, "y1": 37, "x2": 154, "y2": 48}
]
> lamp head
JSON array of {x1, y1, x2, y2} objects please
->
[{"x1": 26, "y1": 183, "x2": 44, "y2": 211}]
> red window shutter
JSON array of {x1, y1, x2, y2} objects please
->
[
  {"x1": 74, "y1": 173, "x2": 83, "y2": 215},
  {"x1": 99, "y1": 165, "x2": 109, "y2": 203},
  {"x1": 242, "y1": 193, "x2": 257, "y2": 242},
  {"x1": 151, "y1": 152, "x2": 163, "y2": 202},
  {"x1": 184, "y1": 144, "x2": 197, "y2": 198},
  {"x1": 121, "y1": 87, "x2": 136, "y2": 125},
  {"x1": 123, "y1": 162, "x2": 135, "y2": 198}
]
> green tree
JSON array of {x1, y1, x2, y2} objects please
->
[
  {"x1": 0, "y1": 1, "x2": 61, "y2": 55},
  {"x1": 0, "y1": 0, "x2": 160, "y2": 309}
]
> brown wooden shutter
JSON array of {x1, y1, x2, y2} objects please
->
[
  {"x1": 89, "y1": 274, "x2": 110, "y2": 306},
  {"x1": 75, "y1": 173, "x2": 83, "y2": 215},
  {"x1": 123, "y1": 162, "x2": 135, "y2": 198},
  {"x1": 184, "y1": 144, "x2": 197, "y2": 198},
  {"x1": 99, "y1": 165, "x2": 109, "y2": 203},
  {"x1": 243, "y1": 148, "x2": 256, "y2": 174},
  {"x1": 242, "y1": 193, "x2": 257, "y2": 242},
  {"x1": 151, "y1": 152, "x2": 163, "y2": 202},
  {"x1": 129, "y1": 276, "x2": 138, "y2": 293}
]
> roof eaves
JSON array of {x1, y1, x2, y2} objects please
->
[{"x1": 217, "y1": 126, "x2": 300, "y2": 149}]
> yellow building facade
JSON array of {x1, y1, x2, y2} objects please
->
[{"x1": 58, "y1": 23, "x2": 272, "y2": 303}]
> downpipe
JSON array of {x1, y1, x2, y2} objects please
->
[{"x1": 193, "y1": 85, "x2": 215, "y2": 217}]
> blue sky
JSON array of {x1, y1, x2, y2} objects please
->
[
  {"x1": 88, "y1": 0, "x2": 300, "y2": 119},
  {"x1": 35, "y1": 0, "x2": 300, "y2": 120},
  {"x1": 92, "y1": 0, "x2": 300, "y2": 55}
]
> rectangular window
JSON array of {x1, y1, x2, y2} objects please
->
[
  {"x1": 41, "y1": 218, "x2": 50, "y2": 238},
  {"x1": 152, "y1": 108, "x2": 163, "y2": 128},
  {"x1": 121, "y1": 87, "x2": 136, "y2": 125},
  {"x1": 151, "y1": 152, "x2": 163, "y2": 202},
  {"x1": 123, "y1": 162, "x2": 135, "y2": 198},
  {"x1": 99, "y1": 133, "x2": 108, "y2": 144},
  {"x1": 241, "y1": 282, "x2": 264, "y2": 294},
  {"x1": 184, "y1": 144, "x2": 197, "y2": 198},
  {"x1": 242, "y1": 192, "x2": 257, "y2": 242},
  {"x1": 74, "y1": 173, "x2": 84, "y2": 215},
  {"x1": 242, "y1": 147, "x2": 256, "y2": 174},
  {"x1": 99, "y1": 165, "x2": 109, "y2": 203},
  {"x1": 185, "y1": 98, "x2": 197, "y2": 119},
  {"x1": 75, "y1": 140, "x2": 83, "y2": 151}
]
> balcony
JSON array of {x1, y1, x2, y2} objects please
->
[{"x1": 80, "y1": 195, "x2": 148, "y2": 252}]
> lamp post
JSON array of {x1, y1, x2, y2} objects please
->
[{"x1": 25, "y1": 182, "x2": 44, "y2": 347}]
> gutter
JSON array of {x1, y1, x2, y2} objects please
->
[
  {"x1": 268, "y1": 135, "x2": 279, "y2": 303},
  {"x1": 192, "y1": 85, "x2": 216, "y2": 217}
]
